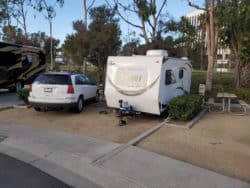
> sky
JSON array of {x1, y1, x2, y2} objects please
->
[{"x1": 23, "y1": 0, "x2": 203, "y2": 46}]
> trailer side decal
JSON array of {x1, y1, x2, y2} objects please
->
[{"x1": 108, "y1": 76, "x2": 160, "y2": 96}]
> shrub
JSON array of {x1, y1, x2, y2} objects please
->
[
  {"x1": 191, "y1": 71, "x2": 235, "y2": 96},
  {"x1": 168, "y1": 94, "x2": 203, "y2": 121},
  {"x1": 235, "y1": 88, "x2": 250, "y2": 102},
  {"x1": 17, "y1": 88, "x2": 30, "y2": 104}
]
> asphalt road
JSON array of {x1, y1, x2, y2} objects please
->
[
  {"x1": 0, "y1": 153, "x2": 73, "y2": 188},
  {"x1": 0, "y1": 90, "x2": 23, "y2": 108}
]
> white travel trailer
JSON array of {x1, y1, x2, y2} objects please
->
[{"x1": 104, "y1": 50, "x2": 192, "y2": 115}]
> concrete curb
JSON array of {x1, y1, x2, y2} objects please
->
[
  {"x1": 127, "y1": 117, "x2": 171, "y2": 146},
  {"x1": 186, "y1": 108, "x2": 208, "y2": 129},
  {"x1": 92, "y1": 117, "x2": 171, "y2": 166},
  {"x1": 0, "y1": 144, "x2": 101, "y2": 188},
  {"x1": 0, "y1": 105, "x2": 13, "y2": 111},
  {"x1": 13, "y1": 104, "x2": 30, "y2": 109}
]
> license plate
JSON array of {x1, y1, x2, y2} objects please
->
[{"x1": 44, "y1": 88, "x2": 53, "y2": 93}]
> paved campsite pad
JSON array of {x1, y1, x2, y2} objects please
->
[
  {"x1": 0, "y1": 90, "x2": 23, "y2": 109},
  {"x1": 139, "y1": 112, "x2": 250, "y2": 182},
  {"x1": 0, "y1": 103, "x2": 161, "y2": 143}
]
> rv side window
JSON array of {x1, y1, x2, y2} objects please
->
[
  {"x1": 27, "y1": 55, "x2": 33, "y2": 63},
  {"x1": 165, "y1": 70, "x2": 176, "y2": 85},
  {"x1": 179, "y1": 69, "x2": 184, "y2": 79}
]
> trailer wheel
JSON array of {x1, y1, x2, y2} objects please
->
[{"x1": 15, "y1": 81, "x2": 23, "y2": 91}]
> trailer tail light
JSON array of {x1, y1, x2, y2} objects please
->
[
  {"x1": 67, "y1": 85, "x2": 74, "y2": 94},
  {"x1": 29, "y1": 84, "x2": 32, "y2": 92}
]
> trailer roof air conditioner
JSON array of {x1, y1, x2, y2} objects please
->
[{"x1": 146, "y1": 49, "x2": 168, "y2": 57}]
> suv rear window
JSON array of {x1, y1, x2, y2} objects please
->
[{"x1": 34, "y1": 74, "x2": 72, "y2": 85}]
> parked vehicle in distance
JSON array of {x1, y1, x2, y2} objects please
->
[
  {"x1": 105, "y1": 49, "x2": 192, "y2": 115},
  {"x1": 28, "y1": 72, "x2": 99, "y2": 113},
  {"x1": 0, "y1": 41, "x2": 46, "y2": 91}
]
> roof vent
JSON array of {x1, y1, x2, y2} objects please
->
[
  {"x1": 181, "y1": 57, "x2": 188, "y2": 60},
  {"x1": 146, "y1": 50, "x2": 168, "y2": 57}
]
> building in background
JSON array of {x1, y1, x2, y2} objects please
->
[
  {"x1": 185, "y1": 10, "x2": 231, "y2": 72},
  {"x1": 55, "y1": 51, "x2": 65, "y2": 65}
]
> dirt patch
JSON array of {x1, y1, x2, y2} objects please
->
[
  {"x1": 0, "y1": 103, "x2": 162, "y2": 143},
  {"x1": 138, "y1": 112, "x2": 250, "y2": 182}
]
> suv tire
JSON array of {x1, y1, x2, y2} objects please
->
[
  {"x1": 34, "y1": 107, "x2": 42, "y2": 112},
  {"x1": 94, "y1": 91, "x2": 99, "y2": 103},
  {"x1": 75, "y1": 97, "x2": 84, "y2": 113}
]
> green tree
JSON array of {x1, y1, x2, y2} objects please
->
[
  {"x1": 2, "y1": 25, "x2": 59, "y2": 64},
  {"x1": 62, "y1": 5, "x2": 121, "y2": 84},
  {"x1": 121, "y1": 41, "x2": 138, "y2": 56},
  {"x1": 88, "y1": 5, "x2": 121, "y2": 83},
  {"x1": 62, "y1": 20, "x2": 89, "y2": 65},
  {"x1": 0, "y1": 0, "x2": 33, "y2": 38},
  {"x1": 217, "y1": 0, "x2": 250, "y2": 87},
  {"x1": 188, "y1": 0, "x2": 219, "y2": 92},
  {"x1": 33, "y1": 0, "x2": 64, "y2": 69},
  {"x1": 11, "y1": 0, "x2": 33, "y2": 38},
  {"x1": 106, "y1": 0, "x2": 167, "y2": 44},
  {"x1": 0, "y1": 0, "x2": 11, "y2": 27},
  {"x1": 165, "y1": 16, "x2": 196, "y2": 57}
]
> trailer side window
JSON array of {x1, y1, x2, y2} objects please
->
[
  {"x1": 165, "y1": 70, "x2": 176, "y2": 85},
  {"x1": 179, "y1": 69, "x2": 184, "y2": 79}
]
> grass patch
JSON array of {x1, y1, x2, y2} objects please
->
[{"x1": 191, "y1": 70, "x2": 250, "y2": 101}]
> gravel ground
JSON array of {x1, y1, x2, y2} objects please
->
[
  {"x1": 0, "y1": 102, "x2": 162, "y2": 143},
  {"x1": 138, "y1": 112, "x2": 250, "y2": 182}
]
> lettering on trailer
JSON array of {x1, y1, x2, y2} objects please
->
[
  {"x1": 108, "y1": 75, "x2": 160, "y2": 96},
  {"x1": 115, "y1": 68, "x2": 148, "y2": 89}
]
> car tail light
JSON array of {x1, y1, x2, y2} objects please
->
[
  {"x1": 67, "y1": 85, "x2": 74, "y2": 94},
  {"x1": 29, "y1": 84, "x2": 32, "y2": 92}
]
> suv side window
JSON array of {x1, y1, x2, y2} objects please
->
[
  {"x1": 75, "y1": 76, "x2": 84, "y2": 85},
  {"x1": 80, "y1": 75, "x2": 89, "y2": 84}
]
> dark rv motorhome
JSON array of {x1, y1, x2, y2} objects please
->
[{"x1": 0, "y1": 41, "x2": 46, "y2": 91}]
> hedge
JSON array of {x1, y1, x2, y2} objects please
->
[
  {"x1": 17, "y1": 88, "x2": 29, "y2": 104},
  {"x1": 168, "y1": 94, "x2": 203, "y2": 121},
  {"x1": 235, "y1": 88, "x2": 250, "y2": 102}
]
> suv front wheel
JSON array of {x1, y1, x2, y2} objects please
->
[{"x1": 75, "y1": 97, "x2": 84, "y2": 113}]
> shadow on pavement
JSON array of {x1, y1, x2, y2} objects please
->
[{"x1": 0, "y1": 153, "x2": 72, "y2": 188}]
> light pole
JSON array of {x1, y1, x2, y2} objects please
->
[{"x1": 49, "y1": 17, "x2": 53, "y2": 71}]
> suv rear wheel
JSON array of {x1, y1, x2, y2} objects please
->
[
  {"x1": 75, "y1": 97, "x2": 84, "y2": 113},
  {"x1": 94, "y1": 91, "x2": 99, "y2": 103},
  {"x1": 34, "y1": 107, "x2": 41, "y2": 112}
]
